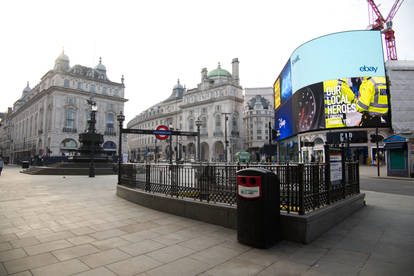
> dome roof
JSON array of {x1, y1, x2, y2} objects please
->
[
  {"x1": 207, "y1": 63, "x2": 232, "y2": 78},
  {"x1": 55, "y1": 50, "x2": 69, "y2": 62},
  {"x1": 20, "y1": 82, "x2": 31, "y2": 99},
  {"x1": 247, "y1": 95, "x2": 270, "y2": 110},
  {"x1": 95, "y1": 57, "x2": 106, "y2": 71},
  {"x1": 173, "y1": 79, "x2": 183, "y2": 90},
  {"x1": 23, "y1": 81, "x2": 31, "y2": 93}
]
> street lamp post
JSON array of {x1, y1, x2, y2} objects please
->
[
  {"x1": 276, "y1": 130, "x2": 280, "y2": 163},
  {"x1": 88, "y1": 101, "x2": 98, "y2": 178},
  {"x1": 222, "y1": 113, "x2": 231, "y2": 163},
  {"x1": 117, "y1": 111, "x2": 125, "y2": 184},
  {"x1": 175, "y1": 128, "x2": 179, "y2": 162},
  {"x1": 195, "y1": 117, "x2": 202, "y2": 162},
  {"x1": 169, "y1": 125, "x2": 173, "y2": 164}
]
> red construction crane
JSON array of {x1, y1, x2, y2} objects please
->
[{"x1": 367, "y1": 0, "x2": 404, "y2": 60}]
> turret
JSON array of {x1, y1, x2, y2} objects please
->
[{"x1": 232, "y1": 58, "x2": 239, "y2": 84}]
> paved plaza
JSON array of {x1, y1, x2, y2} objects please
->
[{"x1": 0, "y1": 165, "x2": 413, "y2": 276}]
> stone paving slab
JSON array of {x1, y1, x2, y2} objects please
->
[
  {"x1": 0, "y1": 166, "x2": 413, "y2": 275},
  {"x1": 30, "y1": 259, "x2": 89, "y2": 276}
]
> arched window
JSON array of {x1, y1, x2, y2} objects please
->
[
  {"x1": 65, "y1": 108, "x2": 75, "y2": 129},
  {"x1": 61, "y1": 139, "x2": 77, "y2": 149},
  {"x1": 314, "y1": 137, "x2": 324, "y2": 145}
]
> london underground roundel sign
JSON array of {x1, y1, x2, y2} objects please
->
[{"x1": 155, "y1": 125, "x2": 170, "y2": 140}]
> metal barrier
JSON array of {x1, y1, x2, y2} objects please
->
[{"x1": 119, "y1": 162, "x2": 360, "y2": 215}]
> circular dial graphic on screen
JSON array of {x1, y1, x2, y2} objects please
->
[{"x1": 297, "y1": 88, "x2": 316, "y2": 132}]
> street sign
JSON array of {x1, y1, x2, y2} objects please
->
[{"x1": 155, "y1": 125, "x2": 169, "y2": 140}]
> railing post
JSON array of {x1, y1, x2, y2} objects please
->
[
  {"x1": 356, "y1": 162, "x2": 360, "y2": 194},
  {"x1": 145, "y1": 164, "x2": 151, "y2": 192},
  {"x1": 342, "y1": 149, "x2": 346, "y2": 199},
  {"x1": 286, "y1": 161, "x2": 290, "y2": 213},
  {"x1": 298, "y1": 163, "x2": 305, "y2": 215},
  {"x1": 313, "y1": 164, "x2": 320, "y2": 209},
  {"x1": 170, "y1": 164, "x2": 178, "y2": 196},
  {"x1": 324, "y1": 145, "x2": 331, "y2": 205}
]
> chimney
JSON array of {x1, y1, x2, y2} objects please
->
[
  {"x1": 201, "y1": 68, "x2": 207, "y2": 82},
  {"x1": 232, "y1": 58, "x2": 239, "y2": 84}
]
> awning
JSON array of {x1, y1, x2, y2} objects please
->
[{"x1": 384, "y1": 142, "x2": 407, "y2": 150}]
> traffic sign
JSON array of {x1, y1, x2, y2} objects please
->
[{"x1": 155, "y1": 125, "x2": 169, "y2": 140}]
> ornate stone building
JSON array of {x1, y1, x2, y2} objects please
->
[
  {"x1": 127, "y1": 59, "x2": 244, "y2": 162},
  {"x1": 243, "y1": 87, "x2": 274, "y2": 161},
  {"x1": 4, "y1": 51, "x2": 127, "y2": 163}
]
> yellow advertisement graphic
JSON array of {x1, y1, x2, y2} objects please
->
[
  {"x1": 324, "y1": 77, "x2": 388, "y2": 128},
  {"x1": 274, "y1": 78, "x2": 281, "y2": 110}
]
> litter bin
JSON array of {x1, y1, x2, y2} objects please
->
[
  {"x1": 237, "y1": 168, "x2": 280, "y2": 248},
  {"x1": 22, "y1": 161, "x2": 30, "y2": 169}
]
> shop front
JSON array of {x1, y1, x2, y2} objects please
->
[{"x1": 383, "y1": 134, "x2": 413, "y2": 177}]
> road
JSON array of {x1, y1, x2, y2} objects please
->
[{"x1": 360, "y1": 175, "x2": 414, "y2": 196}]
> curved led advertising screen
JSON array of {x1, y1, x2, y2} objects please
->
[{"x1": 274, "y1": 30, "x2": 389, "y2": 140}]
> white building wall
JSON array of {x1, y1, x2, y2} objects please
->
[{"x1": 386, "y1": 60, "x2": 414, "y2": 135}]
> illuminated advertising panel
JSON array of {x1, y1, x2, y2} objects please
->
[
  {"x1": 280, "y1": 60, "x2": 292, "y2": 104},
  {"x1": 274, "y1": 77, "x2": 281, "y2": 110},
  {"x1": 273, "y1": 30, "x2": 389, "y2": 140},
  {"x1": 275, "y1": 99, "x2": 296, "y2": 140}
]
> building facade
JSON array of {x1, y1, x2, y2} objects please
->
[
  {"x1": 3, "y1": 51, "x2": 127, "y2": 163},
  {"x1": 243, "y1": 87, "x2": 274, "y2": 161},
  {"x1": 127, "y1": 59, "x2": 244, "y2": 162}
]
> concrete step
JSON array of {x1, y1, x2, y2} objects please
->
[{"x1": 22, "y1": 166, "x2": 116, "y2": 175}]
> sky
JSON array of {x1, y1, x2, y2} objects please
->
[{"x1": 1, "y1": 0, "x2": 413, "y2": 123}]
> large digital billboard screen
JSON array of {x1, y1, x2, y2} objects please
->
[{"x1": 274, "y1": 30, "x2": 389, "y2": 140}]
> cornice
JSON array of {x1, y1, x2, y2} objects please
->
[
  {"x1": 9, "y1": 86, "x2": 128, "y2": 119},
  {"x1": 180, "y1": 96, "x2": 243, "y2": 109},
  {"x1": 186, "y1": 83, "x2": 243, "y2": 94},
  {"x1": 41, "y1": 70, "x2": 124, "y2": 87}
]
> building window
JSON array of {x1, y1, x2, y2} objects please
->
[
  {"x1": 30, "y1": 117, "x2": 33, "y2": 136},
  {"x1": 215, "y1": 114, "x2": 221, "y2": 128},
  {"x1": 90, "y1": 84, "x2": 96, "y2": 93},
  {"x1": 201, "y1": 117, "x2": 207, "y2": 132},
  {"x1": 232, "y1": 114, "x2": 238, "y2": 128},
  {"x1": 106, "y1": 113, "x2": 114, "y2": 129},
  {"x1": 65, "y1": 108, "x2": 75, "y2": 129},
  {"x1": 102, "y1": 87, "x2": 107, "y2": 94},
  {"x1": 64, "y1": 79, "x2": 70, "y2": 88},
  {"x1": 189, "y1": 118, "x2": 194, "y2": 131},
  {"x1": 77, "y1": 82, "x2": 83, "y2": 90},
  {"x1": 113, "y1": 89, "x2": 119, "y2": 96},
  {"x1": 67, "y1": 97, "x2": 75, "y2": 105}
]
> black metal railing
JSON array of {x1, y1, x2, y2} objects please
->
[
  {"x1": 62, "y1": 127, "x2": 77, "y2": 133},
  {"x1": 119, "y1": 162, "x2": 360, "y2": 215},
  {"x1": 105, "y1": 129, "x2": 116, "y2": 136}
]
